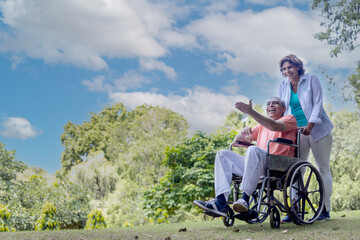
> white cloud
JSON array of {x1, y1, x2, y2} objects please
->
[
  {"x1": 140, "y1": 58, "x2": 177, "y2": 80},
  {"x1": 82, "y1": 75, "x2": 111, "y2": 92},
  {"x1": 0, "y1": 117, "x2": 40, "y2": 140},
  {"x1": 220, "y1": 79, "x2": 241, "y2": 95},
  {"x1": 185, "y1": 7, "x2": 360, "y2": 77},
  {"x1": 0, "y1": 0, "x2": 175, "y2": 70},
  {"x1": 1, "y1": 1, "x2": 358, "y2": 77},
  {"x1": 109, "y1": 86, "x2": 248, "y2": 132},
  {"x1": 113, "y1": 71, "x2": 151, "y2": 91},
  {"x1": 82, "y1": 72, "x2": 152, "y2": 92}
]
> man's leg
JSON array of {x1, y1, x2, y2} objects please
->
[
  {"x1": 193, "y1": 149, "x2": 245, "y2": 216},
  {"x1": 215, "y1": 149, "x2": 245, "y2": 200},
  {"x1": 233, "y1": 146, "x2": 267, "y2": 213}
]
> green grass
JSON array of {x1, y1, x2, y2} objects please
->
[{"x1": 2, "y1": 210, "x2": 360, "y2": 240}]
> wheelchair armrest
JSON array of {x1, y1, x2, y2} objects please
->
[
  {"x1": 273, "y1": 138, "x2": 293, "y2": 145},
  {"x1": 229, "y1": 141, "x2": 254, "y2": 151}
]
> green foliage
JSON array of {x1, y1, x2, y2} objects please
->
[
  {"x1": 312, "y1": 0, "x2": 360, "y2": 57},
  {"x1": 59, "y1": 103, "x2": 189, "y2": 227},
  {"x1": 6, "y1": 175, "x2": 91, "y2": 231},
  {"x1": 329, "y1": 110, "x2": 360, "y2": 210},
  {"x1": 60, "y1": 103, "x2": 189, "y2": 185},
  {"x1": 60, "y1": 103, "x2": 129, "y2": 172},
  {"x1": 0, "y1": 142, "x2": 27, "y2": 203},
  {"x1": 102, "y1": 179, "x2": 148, "y2": 227},
  {"x1": 143, "y1": 131, "x2": 235, "y2": 223},
  {"x1": 312, "y1": 0, "x2": 360, "y2": 108},
  {"x1": 109, "y1": 104, "x2": 189, "y2": 185},
  {"x1": 35, "y1": 203, "x2": 60, "y2": 231},
  {"x1": 85, "y1": 209, "x2": 106, "y2": 229},
  {"x1": 346, "y1": 62, "x2": 360, "y2": 107},
  {"x1": 0, "y1": 204, "x2": 14, "y2": 232},
  {"x1": 50, "y1": 181, "x2": 91, "y2": 230},
  {"x1": 67, "y1": 151, "x2": 118, "y2": 199}
]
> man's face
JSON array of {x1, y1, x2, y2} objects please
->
[{"x1": 266, "y1": 98, "x2": 285, "y2": 120}]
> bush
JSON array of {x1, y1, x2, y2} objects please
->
[
  {"x1": 0, "y1": 204, "x2": 14, "y2": 232},
  {"x1": 35, "y1": 202, "x2": 60, "y2": 231},
  {"x1": 85, "y1": 209, "x2": 106, "y2": 229}
]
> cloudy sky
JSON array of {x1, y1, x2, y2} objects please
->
[{"x1": 0, "y1": 0, "x2": 358, "y2": 173}]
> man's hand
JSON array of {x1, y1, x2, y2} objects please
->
[
  {"x1": 233, "y1": 127, "x2": 253, "y2": 143},
  {"x1": 235, "y1": 99, "x2": 253, "y2": 114}
]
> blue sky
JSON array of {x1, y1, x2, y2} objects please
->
[{"x1": 0, "y1": 0, "x2": 358, "y2": 173}]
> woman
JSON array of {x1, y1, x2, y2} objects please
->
[{"x1": 278, "y1": 54, "x2": 333, "y2": 222}]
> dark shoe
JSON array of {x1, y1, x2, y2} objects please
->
[
  {"x1": 281, "y1": 215, "x2": 292, "y2": 223},
  {"x1": 317, "y1": 211, "x2": 330, "y2": 221},
  {"x1": 193, "y1": 199, "x2": 228, "y2": 217},
  {"x1": 233, "y1": 199, "x2": 249, "y2": 213},
  {"x1": 237, "y1": 209, "x2": 259, "y2": 220}
]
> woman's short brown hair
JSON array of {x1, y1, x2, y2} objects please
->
[{"x1": 279, "y1": 54, "x2": 305, "y2": 76}]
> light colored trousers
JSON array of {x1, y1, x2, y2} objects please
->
[
  {"x1": 300, "y1": 133, "x2": 333, "y2": 211},
  {"x1": 215, "y1": 146, "x2": 267, "y2": 201}
]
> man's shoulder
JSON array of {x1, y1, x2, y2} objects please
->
[
  {"x1": 280, "y1": 114, "x2": 296, "y2": 121},
  {"x1": 279, "y1": 115, "x2": 297, "y2": 130}
]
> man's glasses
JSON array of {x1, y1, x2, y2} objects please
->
[{"x1": 266, "y1": 101, "x2": 280, "y2": 106}]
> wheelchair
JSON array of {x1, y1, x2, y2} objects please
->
[{"x1": 206, "y1": 130, "x2": 325, "y2": 228}]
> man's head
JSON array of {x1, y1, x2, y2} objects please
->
[{"x1": 266, "y1": 97, "x2": 286, "y2": 120}]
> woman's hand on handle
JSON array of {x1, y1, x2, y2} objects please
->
[{"x1": 302, "y1": 122, "x2": 315, "y2": 135}]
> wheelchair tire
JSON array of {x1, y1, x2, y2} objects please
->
[
  {"x1": 283, "y1": 161, "x2": 325, "y2": 225},
  {"x1": 269, "y1": 206, "x2": 280, "y2": 229},
  {"x1": 245, "y1": 189, "x2": 268, "y2": 224},
  {"x1": 222, "y1": 207, "x2": 235, "y2": 227}
]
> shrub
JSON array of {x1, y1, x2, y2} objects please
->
[
  {"x1": 0, "y1": 204, "x2": 14, "y2": 232},
  {"x1": 85, "y1": 209, "x2": 106, "y2": 229},
  {"x1": 35, "y1": 202, "x2": 60, "y2": 231}
]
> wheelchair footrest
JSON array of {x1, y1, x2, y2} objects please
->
[
  {"x1": 203, "y1": 211, "x2": 223, "y2": 218},
  {"x1": 234, "y1": 209, "x2": 259, "y2": 220}
]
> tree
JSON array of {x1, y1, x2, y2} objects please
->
[
  {"x1": 142, "y1": 131, "x2": 235, "y2": 223},
  {"x1": 67, "y1": 151, "x2": 118, "y2": 199},
  {"x1": 108, "y1": 104, "x2": 190, "y2": 185},
  {"x1": 60, "y1": 103, "x2": 130, "y2": 172},
  {"x1": 328, "y1": 109, "x2": 360, "y2": 210},
  {"x1": 60, "y1": 103, "x2": 189, "y2": 176},
  {"x1": 0, "y1": 142, "x2": 27, "y2": 204},
  {"x1": 312, "y1": 0, "x2": 360, "y2": 107}
]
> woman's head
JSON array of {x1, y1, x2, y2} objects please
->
[{"x1": 279, "y1": 54, "x2": 305, "y2": 77}]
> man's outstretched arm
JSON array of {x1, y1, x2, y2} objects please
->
[{"x1": 235, "y1": 100, "x2": 287, "y2": 132}]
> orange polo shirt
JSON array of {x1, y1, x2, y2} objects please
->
[{"x1": 251, "y1": 115, "x2": 297, "y2": 157}]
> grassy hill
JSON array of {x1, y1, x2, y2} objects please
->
[{"x1": 2, "y1": 210, "x2": 360, "y2": 240}]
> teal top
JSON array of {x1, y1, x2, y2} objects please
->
[{"x1": 289, "y1": 90, "x2": 308, "y2": 127}]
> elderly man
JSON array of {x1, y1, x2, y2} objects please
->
[{"x1": 193, "y1": 96, "x2": 297, "y2": 216}]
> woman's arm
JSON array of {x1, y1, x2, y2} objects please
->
[{"x1": 307, "y1": 75, "x2": 323, "y2": 124}]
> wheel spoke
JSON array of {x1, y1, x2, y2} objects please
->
[
  {"x1": 305, "y1": 195, "x2": 317, "y2": 213},
  {"x1": 297, "y1": 170, "x2": 305, "y2": 193},
  {"x1": 304, "y1": 169, "x2": 313, "y2": 191}
]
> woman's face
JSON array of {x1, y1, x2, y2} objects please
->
[{"x1": 281, "y1": 61, "x2": 299, "y2": 81}]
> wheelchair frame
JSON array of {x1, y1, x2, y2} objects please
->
[{"x1": 222, "y1": 129, "x2": 325, "y2": 228}]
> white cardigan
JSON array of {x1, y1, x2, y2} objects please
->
[{"x1": 278, "y1": 73, "x2": 333, "y2": 142}]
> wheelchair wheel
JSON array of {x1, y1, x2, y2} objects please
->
[
  {"x1": 222, "y1": 207, "x2": 235, "y2": 227},
  {"x1": 283, "y1": 161, "x2": 325, "y2": 225},
  {"x1": 245, "y1": 189, "x2": 268, "y2": 224},
  {"x1": 269, "y1": 206, "x2": 280, "y2": 229}
]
